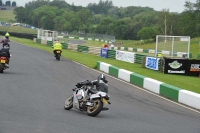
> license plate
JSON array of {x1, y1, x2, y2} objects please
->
[
  {"x1": 56, "y1": 51, "x2": 60, "y2": 53},
  {"x1": 102, "y1": 98, "x2": 108, "y2": 104},
  {"x1": 0, "y1": 60, "x2": 5, "y2": 63}
]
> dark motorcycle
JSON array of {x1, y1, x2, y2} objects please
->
[
  {"x1": 55, "y1": 50, "x2": 61, "y2": 61},
  {"x1": 0, "y1": 56, "x2": 9, "y2": 73}
]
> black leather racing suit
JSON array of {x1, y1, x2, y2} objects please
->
[{"x1": 77, "y1": 80, "x2": 108, "y2": 93}]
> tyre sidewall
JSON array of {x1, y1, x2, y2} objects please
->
[{"x1": 87, "y1": 99, "x2": 103, "y2": 117}]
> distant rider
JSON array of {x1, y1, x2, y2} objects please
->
[
  {"x1": 52, "y1": 40, "x2": 62, "y2": 57},
  {"x1": 1, "y1": 32, "x2": 10, "y2": 48},
  {"x1": 0, "y1": 46, "x2": 10, "y2": 68}
]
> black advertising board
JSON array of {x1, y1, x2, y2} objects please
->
[
  {"x1": 164, "y1": 59, "x2": 200, "y2": 76},
  {"x1": 186, "y1": 60, "x2": 200, "y2": 76},
  {"x1": 164, "y1": 59, "x2": 187, "y2": 75}
]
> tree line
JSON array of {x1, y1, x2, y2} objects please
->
[
  {"x1": 13, "y1": 0, "x2": 200, "y2": 40},
  {"x1": 0, "y1": 0, "x2": 16, "y2": 6}
]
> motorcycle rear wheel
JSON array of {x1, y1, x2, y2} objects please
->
[
  {"x1": 56, "y1": 54, "x2": 60, "y2": 61},
  {"x1": 87, "y1": 99, "x2": 103, "y2": 117},
  {"x1": 0, "y1": 64, "x2": 4, "y2": 73},
  {"x1": 64, "y1": 95, "x2": 73, "y2": 110}
]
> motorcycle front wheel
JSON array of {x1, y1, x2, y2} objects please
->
[
  {"x1": 87, "y1": 99, "x2": 103, "y2": 117},
  {"x1": 64, "y1": 95, "x2": 73, "y2": 110}
]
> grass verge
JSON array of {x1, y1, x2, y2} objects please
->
[{"x1": 0, "y1": 10, "x2": 15, "y2": 22}]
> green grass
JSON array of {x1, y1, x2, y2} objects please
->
[
  {"x1": 0, "y1": 10, "x2": 15, "y2": 22},
  {"x1": 0, "y1": 26, "x2": 37, "y2": 34},
  {"x1": 9, "y1": 36, "x2": 200, "y2": 94}
]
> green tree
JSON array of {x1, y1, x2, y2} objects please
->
[
  {"x1": 49, "y1": 0, "x2": 70, "y2": 8},
  {"x1": 53, "y1": 16, "x2": 66, "y2": 31},
  {"x1": 5, "y1": 0, "x2": 11, "y2": 6},
  {"x1": 137, "y1": 26, "x2": 159, "y2": 40},
  {"x1": 157, "y1": 9, "x2": 170, "y2": 35},
  {"x1": 95, "y1": 17, "x2": 113, "y2": 34},
  {"x1": 63, "y1": 21, "x2": 72, "y2": 31},
  {"x1": 12, "y1": 1, "x2": 16, "y2": 6},
  {"x1": 87, "y1": 0, "x2": 113, "y2": 14},
  {"x1": 0, "y1": 0, "x2": 2, "y2": 6},
  {"x1": 77, "y1": 8, "x2": 92, "y2": 31},
  {"x1": 107, "y1": 6, "x2": 120, "y2": 19},
  {"x1": 70, "y1": 16, "x2": 81, "y2": 31},
  {"x1": 91, "y1": 14, "x2": 103, "y2": 24},
  {"x1": 177, "y1": 11, "x2": 196, "y2": 37},
  {"x1": 14, "y1": 7, "x2": 28, "y2": 22},
  {"x1": 32, "y1": 5, "x2": 57, "y2": 29},
  {"x1": 62, "y1": 10, "x2": 75, "y2": 22}
]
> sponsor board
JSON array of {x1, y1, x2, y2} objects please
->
[
  {"x1": 116, "y1": 50, "x2": 135, "y2": 63},
  {"x1": 164, "y1": 59, "x2": 200, "y2": 76},
  {"x1": 145, "y1": 57, "x2": 160, "y2": 70},
  {"x1": 100, "y1": 48, "x2": 108, "y2": 58}
]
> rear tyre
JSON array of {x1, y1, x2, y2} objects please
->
[
  {"x1": 57, "y1": 54, "x2": 60, "y2": 61},
  {"x1": 0, "y1": 64, "x2": 4, "y2": 73},
  {"x1": 64, "y1": 95, "x2": 73, "y2": 110},
  {"x1": 87, "y1": 99, "x2": 103, "y2": 117}
]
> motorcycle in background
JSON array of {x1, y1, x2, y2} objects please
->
[
  {"x1": 0, "y1": 56, "x2": 9, "y2": 73},
  {"x1": 55, "y1": 50, "x2": 61, "y2": 61}
]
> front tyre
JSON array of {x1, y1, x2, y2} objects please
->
[
  {"x1": 64, "y1": 95, "x2": 73, "y2": 110},
  {"x1": 87, "y1": 99, "x2": 103, "y2": 117}
]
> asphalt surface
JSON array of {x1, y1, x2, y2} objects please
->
[
  {"x1": 68, "y1": 39, "x2": 86, "y2": 44},
  {"x1": 0, "y1": 40, "x2": 200, "y2": 133}
]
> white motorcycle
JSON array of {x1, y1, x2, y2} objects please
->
[{"x1": 64, "y1": 80, "x2": 111, "y2": 117}]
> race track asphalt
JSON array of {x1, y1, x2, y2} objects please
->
[{"x1": 0, "y1": 40, "x2": 200, "y2": 133}]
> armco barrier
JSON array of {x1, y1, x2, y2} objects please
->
[
  {"x1": 135, "y1": 54, "x2": 147, "y2": 64},
  {"x1": 77, "y1": 45, "x2": 89, "y2": 52},
  {"x1": 61, "y1": 42, "x2": 68, "y2": 49},
  {"x1": 97, "y1": 61, "x2": 200, "y2": 110},
  {"x1": 107, "y1": 50, "x2": 116, "y2": 59},
  {"x1": 47, "y1": 41, "x2": 53, "y2": 46},
  {"x1": 36, "y1": 39, "x2": 41, "y2": 44}
]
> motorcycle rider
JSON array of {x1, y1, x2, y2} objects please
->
[
  {"x1": 1, "y1": 32, "x2": 10, "y2": 48},
  {"x1": 77, "y1": 74, "x2": 108, "y2": 93},
  {"x1": 92, "y1": 74, "x2": 108, "y2": 93},
  {"x1": 52, "y1": 40, "x2": 62, "y2": 57},
  {"x1": 76, "y1": 73, "x2": 109, "y2": 110},
  {"x1": 0, "y1": 46, "x2": 10, "y2": 68}
]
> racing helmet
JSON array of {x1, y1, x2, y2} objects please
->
[
  {"x1": 97, "y1": 73, "x2": 108, "y2": 83},
  {"x1": 5, "y1": 32, "x2": 10, "y2": 37}
]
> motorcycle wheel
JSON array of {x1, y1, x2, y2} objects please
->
[
  {"x1": 0, "y1": 64, "x2": 4, "y2": 73},
  {"x1": 57, "y1": 54, "x2": 60, "y2": 61},
  {"x1": 64, "y1": 95, "x2": 73, "y2": 110},
  {"x1": 87, "y1": 99, "x2": 103, "y2": 117}
]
